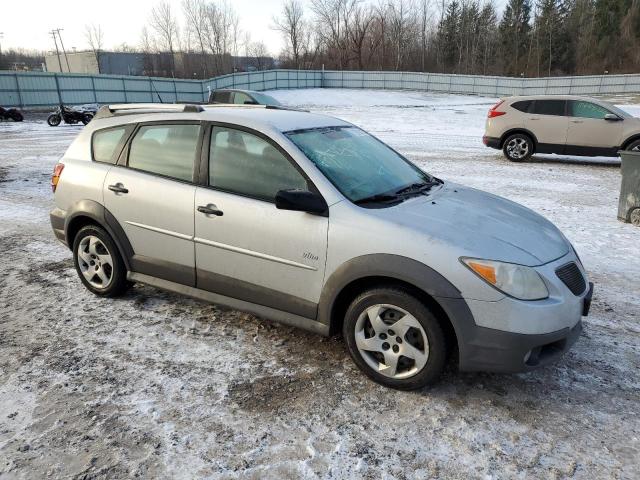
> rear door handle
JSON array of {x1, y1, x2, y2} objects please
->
[
  {"x1": 108, "y1": 183, "x2": 128, "y2": 194},
  {"x1": 197, "y1": 204, "x2": 223, "y2": 216}
]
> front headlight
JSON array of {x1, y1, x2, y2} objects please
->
[{"x1": 461, "y1": 258, "x2": 549, "y2": 300}]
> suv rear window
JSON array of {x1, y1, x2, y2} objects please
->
[
  {"x1": 531, "y1": 100, "x2": 566, "y2": 116},
  {"x1": 92, "y1": 127, "x2": 127, "y2": 164},
  {"x1": 212, "y1": 90, "x2": 232, "y2": 103}
]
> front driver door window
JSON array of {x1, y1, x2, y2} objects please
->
[
  {"x1": 566, "y1": 100, "x2": 624, "y2": 150},
  {"x1": 193, "y1": 126, "x2": 328, "y2": 317}
]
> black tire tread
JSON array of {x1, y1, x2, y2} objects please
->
[{"x1": 342, "y1": 285, "x2": 447, "y2": 390}]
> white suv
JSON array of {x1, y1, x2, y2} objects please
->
[
  {"x1": 483, "y1": 95, "x2": 640, "y2": 161},
  {"x1": 50, "y1": 103, "x2": 592, "y2": 389}
]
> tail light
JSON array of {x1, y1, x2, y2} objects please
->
[
  {"x1": 51, "y1": 163, "x2": 64, "y2": 192},
  {"x1": 488, "y1": 100, "x2": 506, "y2": 118}
]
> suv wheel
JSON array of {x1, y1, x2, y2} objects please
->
[
  {"x1": 343, "y1": 287, "x2": 447, "y2": 390},
  {"x1": 72, "y1": 225, "x2": 130, "y2": 297},
  {"x1": 626, "y1": 139, "x2": 640, "y2": 152},
  {"x1": 503, "y1": 133, "x2": 533, "y2": 161}
]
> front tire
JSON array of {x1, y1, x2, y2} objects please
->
[
  {"x1": 11, "y1": 111, "x2": 23, "y2": 122},
  {"x1": 72, "y1": 225, "x2": 130, "y2": 297},
  {"x1": 47, "y1": 114, "x2": 61, "y2": 127},
  {"x1": 82, "y1": 113, "x2": 93, "y2": 125},
  {"x1": 343, "y1": 287, "x2": 447, "y2": 390},
  {"x1": 503, "y1": 133, "x2": 533, "y2": 161}
]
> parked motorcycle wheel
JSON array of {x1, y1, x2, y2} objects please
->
[
  {"x1": 47, "y1": 114, "x2": 62, "y2": 127},
  {"x1": 10, "y1": 111, "x2": 23, "y2": 122},
  {"x1": 82, "y1": 113, "x2": 93, "y2": 126}
]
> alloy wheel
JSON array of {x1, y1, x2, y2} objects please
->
[
  {"x1": 77, "y1": 235, "x2": 114, "y2": 289},
  {"x1": 354, "y1": 304, "x2": 429, "y2": 379},
  {"x1": 506, "y1": 137, "x2": 529, "y2": 159}
]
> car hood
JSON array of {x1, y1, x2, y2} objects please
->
[{"x1": 376, "y1": 183, "x2": 569, "y2": 266}]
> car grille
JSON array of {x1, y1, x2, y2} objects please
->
[{"x1": 556, "y1": 262, "x2": 586, "y2": 296}]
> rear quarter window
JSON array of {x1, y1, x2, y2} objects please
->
[
  {"x1": 92, "y1": 127, "x2": 128, "y2": 164},
  {"x1": 511, "y1": 100, "x2": 532, "y2": 113}
]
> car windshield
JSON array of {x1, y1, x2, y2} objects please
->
[
  {"x1": 286, "y1": 126, "x2": 436, "y2": 203},
  {"x1": 252, "y1": 92, "x2": 281, "y2": 106}
]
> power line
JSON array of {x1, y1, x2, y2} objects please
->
[
  {"x1": 53, "y1": 28, "x2": 71, "y2": 73},
  {"x1": 49, "y1": 30, "x2": 63, "y2": 72}
]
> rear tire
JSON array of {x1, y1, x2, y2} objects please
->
[
  {"x1": 343, "y1": 286, "x2": 447, "y2": 390},
  {"x1": 503, "y1": 133, "x2": 533, "y2": 162},
  {"x1": 72, "y1": 225, "x2": 131, "y2": 297},
  {"x1": 47, "y1": 114, "x2": 61, "y2": 127}
]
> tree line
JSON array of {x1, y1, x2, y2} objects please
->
[
  {"x1": 274, "y1": 0, "x2": 640, "y2": 76},
  {"x1": 1, "y1": 0, "x2": 638, "y2": 78}
]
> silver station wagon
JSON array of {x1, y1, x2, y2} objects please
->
[{"x1": 50, "y1": 103, "x2": 593, "y2": 389}]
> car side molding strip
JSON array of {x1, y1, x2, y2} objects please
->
[
  {"x1": 127, "y1": 271, "x2": 329, "y2": 336},
  {"x1": 194, "y1": 236, "x2": 317, "y2": 271},
  {"x1": 125, "y1": 221, "x2": 193, "y2": 241}
]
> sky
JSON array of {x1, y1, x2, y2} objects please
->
[{"x1": 1, "y1": 0, "x2": 287, "y2": 55}]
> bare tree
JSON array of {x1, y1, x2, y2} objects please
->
[
  {"x1": 182, "y1": 0, "x2": 210, "y2": 77},
  {"x1": 273, "y1": 0, "x2": 307, "y2": 69},
  {"x1": 150, "y1": 0, "x2": 179, "y2": 75},
  {"x1": 85, "y1": 24, "x2": 104, "y2": 73}
]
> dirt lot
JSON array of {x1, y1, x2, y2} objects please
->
[{"x1": 1, "y1": 91, "x2": 639, "y2": 479}]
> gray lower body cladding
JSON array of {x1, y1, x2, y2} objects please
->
[{"x1": 50, "y1": 206, "x2": 581, "y2": 374}]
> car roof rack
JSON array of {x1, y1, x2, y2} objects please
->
[
  {"x1": 94, "y1": 103, "x2": 205, "y2": 119},
  {"x1": 204, "y1": 104, "x2": 309, "y2": 113}
]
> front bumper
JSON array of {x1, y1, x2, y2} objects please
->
[{"x1": 458, "y1": 318, "x2": 583, "y2": 373}]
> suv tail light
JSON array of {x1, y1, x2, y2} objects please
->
[
  {"x1": 488, "y1": 100, "x2": 506, "y2": 118},
  {"x1": 51, "y1": 163, "x2": 64, "y2": 192}
]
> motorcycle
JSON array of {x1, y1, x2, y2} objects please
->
[
  {"x1": 47, "y1": 104, "x2": 94, "y2": 127},
  {"x1": 0, "y1": 106, "x2": 24, "y2": 122}
]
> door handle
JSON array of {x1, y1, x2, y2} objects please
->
[
  {"x1": 197, "y1": 205, "x2": 223, "y2": 216},
  {"x1": 108, "y1": 183, "x2": 129, "y2": 194},
  {"x1": 571, "y1": 120, "x2": 584, "y2": 124},
  {"x1": 529, "y1": 117, "x2": 540, "y2": 120}
]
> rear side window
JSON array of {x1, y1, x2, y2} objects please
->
[
  {"x1": 233, "y1": 92, "x2": 254, "y2": 105},
  {"x1": 213, "y1": 90, "x2": 232, "y2": 103},
  {"x1": 209, "y1": 126, "x2": 308, "y2": 201},
  {"x1": 570, "y1": 101, "x2": 610, "y2": 119},
  {"x1": 531, "y1": 100, "x2": 566, "y2": 116},
  {"x1": 128, "y1": 124, "x2": 200, "y2": 182},
  {"x1": 93, "y1": 127, "x2": 127, "y2": 164},
  {"x1": 511, "y1": 100, "x2": 532, "y2": 113}
]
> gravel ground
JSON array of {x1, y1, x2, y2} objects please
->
[{"x1": 1, "y1": 91, "x2": 639, "y2": 479}]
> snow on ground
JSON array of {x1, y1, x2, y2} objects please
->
[{"x1": 1, "y1": 91, "x2": 639, "y2": 479}]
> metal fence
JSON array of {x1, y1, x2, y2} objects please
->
[{"x1": 2, "y1": 69, "x2": 640, "y2": 108}]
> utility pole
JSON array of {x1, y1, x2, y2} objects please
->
[
  {"x1": 49, "y1": 30, "x2": 63, "y2": 72},
  {"x1": 53, "y1": 28, "x2": 70, "y2": 73}
]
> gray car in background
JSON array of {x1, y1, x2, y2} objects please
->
[{"x1": 49, "y1": 103, "x2": 592, "y2": 389}]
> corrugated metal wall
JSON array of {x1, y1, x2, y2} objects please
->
[{"x1": 1, "y1": 69, "x2": 640, "y2": 108}]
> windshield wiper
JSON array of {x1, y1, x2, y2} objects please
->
[
  {"x1": 395, "y1": 181, "x2": 440, "y2": 196},
  {"x1": 354, "y1": 193, "x2": 404, "y2": 206}
]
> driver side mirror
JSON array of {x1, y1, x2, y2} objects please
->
[
  {"x1": 604, "y1": 113, "x2": 622, "y2": 121},
  {"x1": 275, "y1": 189, "x2": 328, "y2": 216}
]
